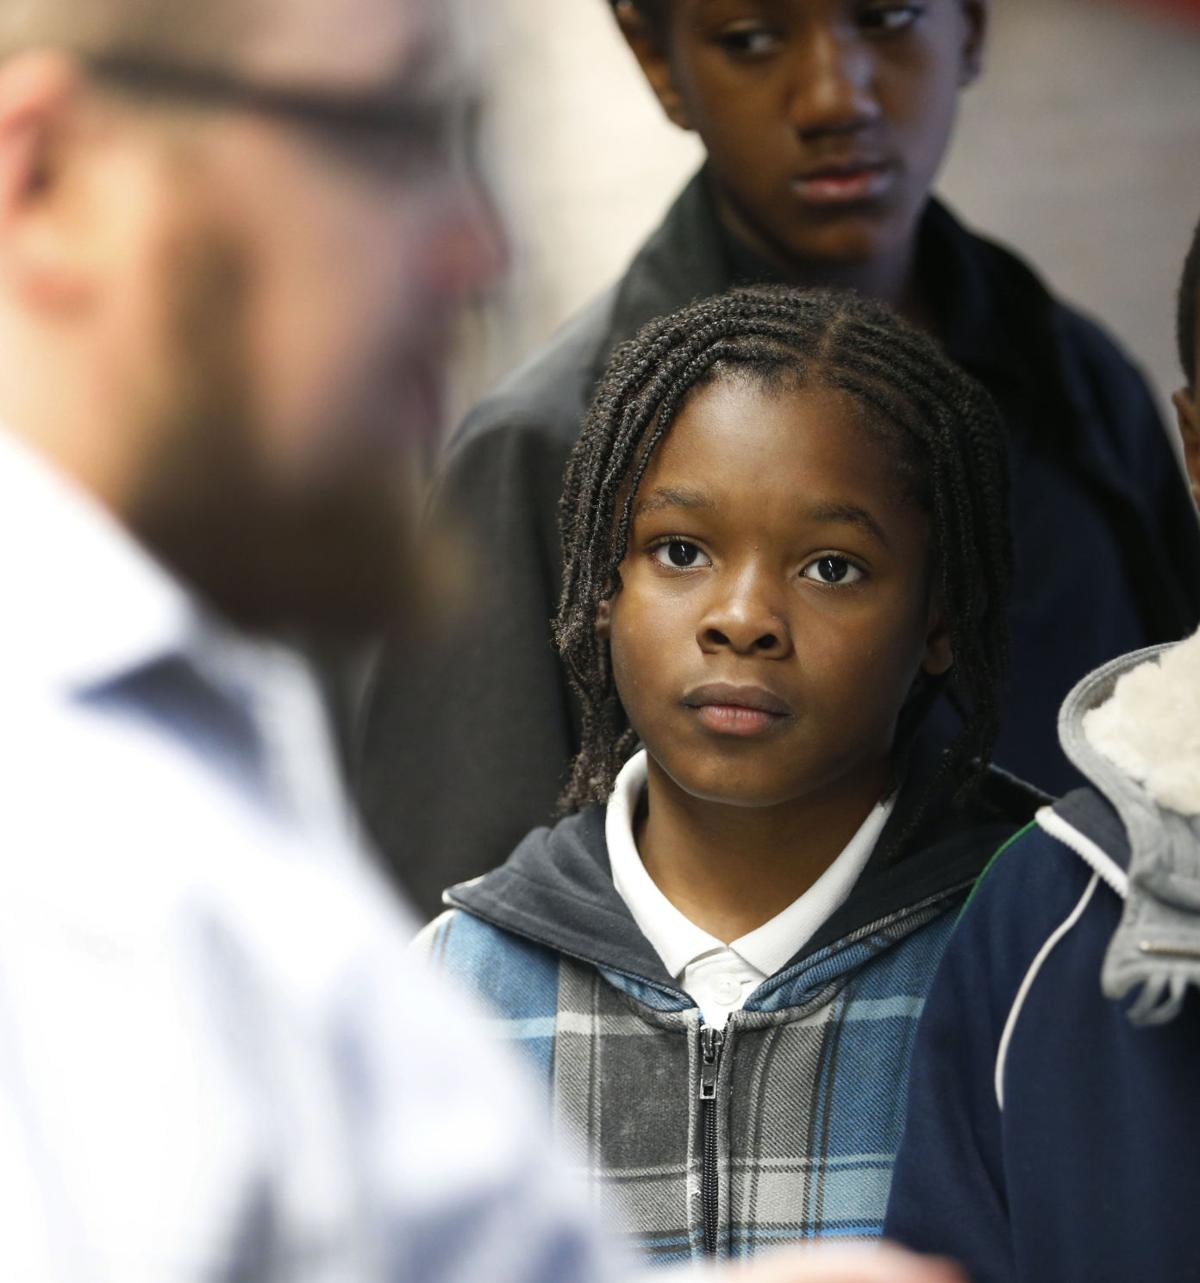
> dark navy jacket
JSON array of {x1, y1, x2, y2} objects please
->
[
  {"x1": 358, "y1": 171, "x2": 1200, "y2": 917},
  {"x1": 884, "y1": 786, "x2": 1200, "y2": 1283}
]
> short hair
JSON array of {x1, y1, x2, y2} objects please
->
[
  {"x1": 555, "y1": 285, "x2": 1012, "y2": 828},
  {"x1": 1178, "y1": 214, "x2": 1200, "y2": 389},
  {"x1": 0, "y1": 0, "x2": 257, "y2": 66}
]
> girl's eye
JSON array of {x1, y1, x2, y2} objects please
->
[
  {"x1": 715, "y1": 25, "x2": 783, "y2": 58},
  {"x1": 652, "y1": 540, "x2": 711, "y2": 570},
  {"x1": 801, "y1": 555, "x2": 864, "y2": 585},
  {"x1": 858, "y1": 4, "x2": 925, "y2": 34}
]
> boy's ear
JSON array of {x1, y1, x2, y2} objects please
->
[
  {"x1": 958, "y1": 1, "x2": 989, "y2": 86},
  {"x1": 594, "y1": 598, "x2": 613, "y2": 640},
  {"x1": 921, "y1": 604, "x2": 954, "y2": 679},
  {"x1": 0, "y1": 52, "x2": 97, "y2": 317},
  {"x1": 612, "y1": 0, "x2": 693, "y2": 132},
  {"x1": 1173, "y1": 387, "x2": 1200, "y2": 507}
]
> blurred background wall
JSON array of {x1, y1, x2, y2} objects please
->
[{"x1": 463, "y1": 0, "x2": 1200, "y2": 426}]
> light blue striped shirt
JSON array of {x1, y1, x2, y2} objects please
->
[{"x1": 0, "y1": 430, "x2": 628, "y2": 1283}]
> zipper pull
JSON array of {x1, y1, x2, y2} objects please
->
[{"x1": 698, "y1": 1025, "x2": 724, "y2": 1101}]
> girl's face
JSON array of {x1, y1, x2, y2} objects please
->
[
  {"x1": 621, "y1": 0, "x2": 985, "y2": 270},
  {"x1": 599, "y1": 376, "x2": 952, "y2": 811}
]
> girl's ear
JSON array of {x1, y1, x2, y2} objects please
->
[
  {"x1": 959, "y1": 1, "x2": 989, "y2": 86},
  {"x1": 594, "y1": 599, "x2": 613, "y2": 640},
  {"x1": 921, "y1": 606, "x2": 954, "y2": 678},
  {"x1": 612, "y1": 0, "x2": 694, "y2": 132}
]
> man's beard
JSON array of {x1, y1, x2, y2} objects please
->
[{"x1": 124, "y1": 225, "x2": 428, "y2": 643}]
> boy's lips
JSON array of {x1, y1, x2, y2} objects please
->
[
  {"x1": 790, "y1": 161, "x2": 894, "y2": 207},
  {"x1": 682, "y1": 682, "x2": 794, "y2": 738}
]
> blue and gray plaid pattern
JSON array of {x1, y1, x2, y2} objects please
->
[{"x1": 417, "y1": 892, "x2": 960, "y2": 1266}]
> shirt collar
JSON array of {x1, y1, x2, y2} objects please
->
[
  {"x1": 0, "y1": 429, "x2": 353, "y2": 842},
  {"x1": 607, "y1": 749, "x2": 894, "y2": 981},
  {"x1": 915, "y1": 198, "x2": 1030, "y2": 384},
  {"x1": 731, "y1": 795, "x2": 893, "y2": 975},
  {"x1": 0, "y1": 429, "x2": 214, "y2": 695},
  {"x1": 606, "y1": 751, "x2": 727, "y2": 979},
  {"x1": 0, "y1": 428, "x2": 304, "y2": 723}
]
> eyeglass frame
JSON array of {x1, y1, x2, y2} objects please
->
[{"x1": 81, "y1": 51, "x2": 479, "y2": 180}]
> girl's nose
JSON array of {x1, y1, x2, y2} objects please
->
[
  {"x1": 696, "y1": 574, "x2": 793, "y2": 659},
  {"x1": 786, "y1": 22, "x2": 881, "y2": 139}
]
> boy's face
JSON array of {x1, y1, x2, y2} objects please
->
[
  {"x1": 598, "y1": 376, "x2": 952, "y2": 813},
  {"x1": 617, "y1": 0, "x2": 986, "y2": 269}
]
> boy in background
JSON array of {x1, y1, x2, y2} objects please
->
[
  {"x1": 883, "y1": 215, "x2": 1200, "y2": 1283},
  {"x1": 359, "y1": 0, "x2": 1200, "y2": 916}
]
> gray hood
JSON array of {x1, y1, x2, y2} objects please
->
[{"x1": 1058, "y1": 638, "x2": 1200, "y2": 1024}]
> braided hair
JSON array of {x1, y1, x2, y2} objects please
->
[{"x1": 554, "y1": 285, "x2": 1011, "y2": 824}]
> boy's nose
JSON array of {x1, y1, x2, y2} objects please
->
[
  {"x1": 786, "y1": 23, "x2": 881, "y2": 139},
  {"x1": 696, "y1": 576, "x2": 793, "y2": 659}
]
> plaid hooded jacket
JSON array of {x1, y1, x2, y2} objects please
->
[{"x1": 416, "y1": 751, "x2": 1042, "y2": 1267}]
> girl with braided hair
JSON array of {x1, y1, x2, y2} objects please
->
[
  {"x1": 361, "y1": 0, "x2": 1200, "y2": 920},
  {"x1": 417, "y1": 285, "x2": 1042, "y2": 1266}
]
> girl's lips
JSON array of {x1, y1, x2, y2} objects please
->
[
  {"x1": 691, "y1": 703, "x2": 789, "y2": 738},
  {"x1": 790, "y1": 164, "x2": 893, "y2": 207}
]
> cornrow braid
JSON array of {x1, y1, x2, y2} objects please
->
[{"x1": 554, "y1": 285, "x2": 1012, "y2": 836}]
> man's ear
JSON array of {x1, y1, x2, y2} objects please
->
[
  {"x1": 959, "y1": 1, "x2": 988, "y2": 86},
  {"x1": 921, "y1": 606, "x2": 954, "y2": 678},
  {"x1": 0, "y1": 51, "x2": 93, "y2": 315},
  {"x1": 594, "y1": 598, "x2": 613, "y2": 640},
  {"x1": 1173, "y1": 387, "x2": 1200, "y2": 507},
  {"x1": 612, "y1": 0, "x2": 693, "y2": 132}
]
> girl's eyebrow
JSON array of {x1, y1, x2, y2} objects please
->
[
  {"x1": 805, "y1": 500, "x2": 891, "y2": 548},
  {"x1": 634, "y1": 485, "x2": 718, "y2": 516}
]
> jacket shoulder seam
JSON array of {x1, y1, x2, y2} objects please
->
[{"x1": 959, "y1": 819, "x2": 1037, "y2": 919}]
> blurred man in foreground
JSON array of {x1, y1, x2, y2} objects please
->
[{"x1": 0, "y1": 0, "x2": 963, "y2": 1279}]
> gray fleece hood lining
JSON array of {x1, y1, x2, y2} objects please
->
[{"x1": 1058, "y1": 645, "x2": 1200, "y2": 1025}]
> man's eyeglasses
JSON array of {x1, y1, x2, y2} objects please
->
[{"x1": 83, "y1": 53, "x2": 477, "y2": 180}]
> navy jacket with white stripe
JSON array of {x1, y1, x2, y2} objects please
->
[{"x1": 883, "y1": 784, "x2": 1200, "y2": 1283}]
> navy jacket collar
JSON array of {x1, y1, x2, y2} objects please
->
[{"x1": 598, "y1": 171, "x2": 1055, "y2": 430}]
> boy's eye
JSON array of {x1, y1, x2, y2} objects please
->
[
  {"x1": 801, "y1": 555, "x2": 864, "y2": 585},
  {"x1": 714, "y1": 24, "x2": 783, "y2": 58},
  {"x1": 652, "y1": 540, "x2": 712, "y2": 570},
  {"x1": 858, "y1": 3, "x2": 926, "y2": 34}
]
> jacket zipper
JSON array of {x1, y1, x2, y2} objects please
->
[
  {"x1": 1035, "y1": 805, "x2": 1129, "y2": 898},
  {"x1": 698, "y1": 1024, "x2": 724, "y2": 1257}
]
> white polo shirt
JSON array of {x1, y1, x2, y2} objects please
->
[{"x1": 606, "y1": 750, "x2": 893, "y2": 1029}]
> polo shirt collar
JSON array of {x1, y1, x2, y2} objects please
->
[{"x1": 606, "y1": 749, "x2": 894, "y2": 983}]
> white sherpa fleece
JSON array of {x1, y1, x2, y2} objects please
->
[{"x1": 1083, "y1": 629, "x2": 1200, "y2": 816}]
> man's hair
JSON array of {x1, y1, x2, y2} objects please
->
[
  {"x1": 1178, "y1": 214, "x2": 1200, "y2": 390},
  {"x1": 555, "y1": 285, "x2": 1012, "y2": 824},
  {"x1": 0, "y1": 0, "x2": 256, "y2": 65},
  {"x1": 606, "y1": 0, "x2": 667, "y2": 28}
]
